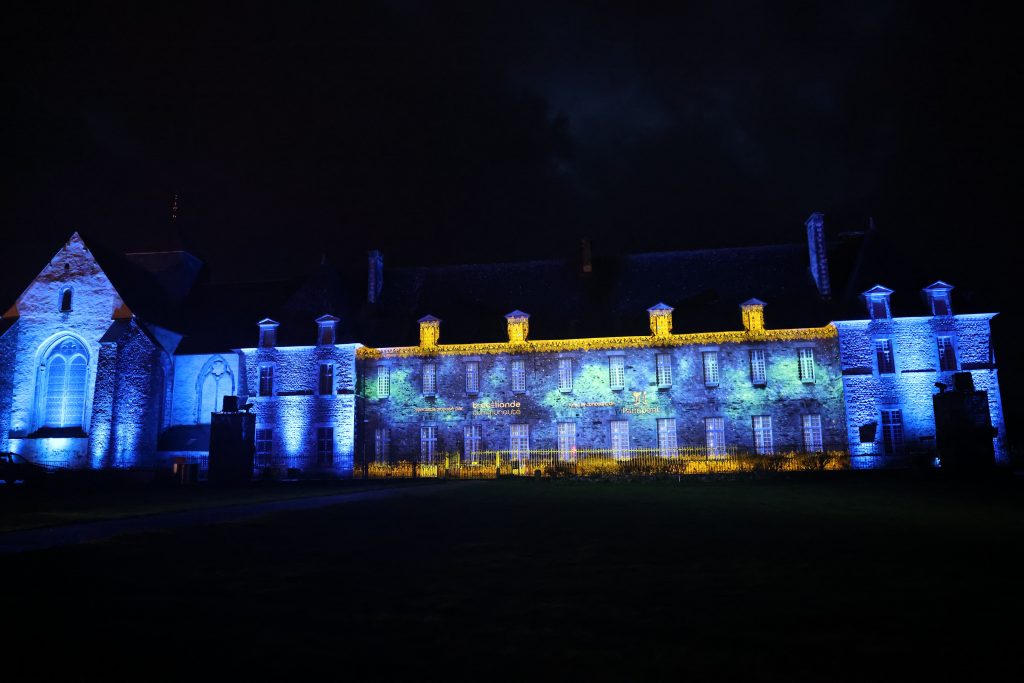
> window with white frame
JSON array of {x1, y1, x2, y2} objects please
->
[
  {"x1": 610, "y1": 420, "x2": 630, "y2": 459},
  {"x1": 750, "y1": 349, "x2": 767, "y2": 386},
  {"x1": 752, "y1": 415, "x2": 773, "y2": 455},
  {"x1": 422, "y1": 362, "x2": 437, "y2": 396},
  {"x1": 558, "y1": 358, "x2": 573, "y2": 393},
  {"x1": 705, "y1": 417, "x2": 726, "y2": 456},
  {"x1": 557, "y1": 422, "x2": 576, "y2": 461},
  {"x1": 881, "y1": 409, "x2": 904, "y2": 455},
  {"x1": 608, "y1": 355, "x2": 625, "y2": 390},
  {"x1": 316, "y1": 427, "x2": 334, "y2": 466},
  {"x1": 511, "y1": 359, "x2": 526, "y2": 393},
  {"x1": 255, "y1": 428, "x2": 273, "y2": 466},
  {"x1": 656, "y1": 354, "x2": 672, "y2": 388},
  {"x1": 657, "y1": 418, "x2": 677, "y2": 458},
  {"x1": 318, "y1": 363, "x2": 335, "y2": 396},
  {"x1": 420, "y1": 425, "x2": 437, "y2": 463},
  {"x1": 374, "y1": 427, "x2": 390, "y2": 463},
  {"x1": 258, "y1": 365, "x2": 275, "y2": 397},
  {"x1": 465, "y1": 360, "x2": 480, "y2": 394},
  {"x1": 802, "y1": 414, "x2": 823, "y2": 453},
  {"x1": 41, "y1": 337, "x2": 88, "y2": 429},
  {"x1": 376, "y1": 366, "x2": 390, "y2": 398},
  {"x1": 875, "y1": 339, "x2": 895, "y2": 374},
  {"x1": 702, "y1": 351, "x2": 719, "y2": 386},
  {"x1": 798, "y1": 348, "x2": 815, "y2": 383},
  {"x1": 937, "y1": 336, "x2": 957, "y2": 371},
  {"x1": 464, "y1": 424, "x2": 482, "y2": 461},
  {"x1": 510, "y1": 423, "x2": 530, "y2": 460}
]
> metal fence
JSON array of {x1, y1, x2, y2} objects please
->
[{"x1": 354, "y1": 446, "x2": 850, "y2": 479}]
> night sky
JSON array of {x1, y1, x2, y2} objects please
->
[{"x1": 3, "y1": 2, "x2": 1021, "y2": 439}]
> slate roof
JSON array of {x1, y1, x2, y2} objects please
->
[
  {"x1": 80, "y1": 234, "x2": 190, "y2": 332},
  {"x1": 832, "y1": 228, "x2": 998, "y2": 320},
  {"x1": 174, "y1": 239, "x2": 868, "y2": 352},
  {"x1": 9, "y1": 225, "x2": 988, "y2": 355},
  {"x1": 358, "y1": 243, "x2": 839, "y2": 346}
]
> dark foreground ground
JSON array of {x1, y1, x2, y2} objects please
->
[{"x1": 3, "y1": 472, "x2": 1023, "y2": 680}]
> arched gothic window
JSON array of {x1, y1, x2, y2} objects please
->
[
  {"x1": 59, "y1": 287, "x2": 73, "y2": 312},
  {"x1": 197, "y1": 355, "x2": 234, "y2": 423},
  {"x1": 40, "y1": 337, "x2": 89, "y2": 428}
]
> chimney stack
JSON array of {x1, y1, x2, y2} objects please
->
[
  {"x1": 368, "y1": 250, "x2": 383, "y2": 304},
  {"x1": 805, "y1": 212, "x2": 831, "y2": 299}
]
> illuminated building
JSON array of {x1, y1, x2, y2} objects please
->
[
  {"x1": 0, "y1": 233, "x2": 357, "y2": 474},
  {"x1": 0, "y1": 213, "x2": 1005, "y2": 474},
  {"x1": 836, "y1": 283, "x2": 1005, "y2": 466}
]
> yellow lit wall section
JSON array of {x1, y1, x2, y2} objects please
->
[{"x1": 357, "y1": 323, "x2": 838, "y2": 360}]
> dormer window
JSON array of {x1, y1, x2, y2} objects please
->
[
  {"x1": 863, "y1": 285, "x2": 893, "y2": 320},
  {"x1": 647, "y1": 303, "x2": 673, "y2": 337},
  {"x1": 257, "y1": 319, "x2": 279, "y2": 348},
  {"x1": 59, "y1": 287, "x2": 73, "y2": 312},
  {"x1": 923, "y1": 281, "x2": 954, "y2": 317},
  {"x1": 418, "y1": 315, "x2": 441, "y2": 348},
  {"x1": 505, "y1": 310, "x2": 530, "y2": 344},
  {"x1": 316, "y1": 314, "x2": 339, "y2": 346}
]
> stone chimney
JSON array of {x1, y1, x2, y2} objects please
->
[
  {"x1": 647, "y1": 303, "x2": 673, "y2": 337},
  {"x1": 368, "y1": 250, "x2": 384, "y2": 304},
  {"x1": 418, "y1": 315, "x2": 441, "y2": 348},
  {"x1": 805, "y1": 212, "x2": 831, "y2": 299},
  {"x1": 740, "y1": 299, "x2": 767, "y2": 333},
  {"x1": 505, "y1": 310, "x2": 530, "y2": 344}
]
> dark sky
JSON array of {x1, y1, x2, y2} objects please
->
[
  {"x1": 3, "y1": 1, "x2": 1020, "y2": 439},
  {"x1": 4, "y1": 2, "x2": 1019, "y2": 274}
]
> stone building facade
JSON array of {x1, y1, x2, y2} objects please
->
[
  {"x1": 357, "y1": 302, "x2": 847, "y2": 463},
  {"x1": 835, "y1": 283, "x2": 1005, "y2": 465},
  {"x1": 0, "y1": 234, "x2": 171, "y2": 469},
  {"x1": 0, "y1": 214, "x2": 1007, "y2": 474}
]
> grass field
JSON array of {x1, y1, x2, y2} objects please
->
[
  {"x1": 0, "y1": 479, "x2": 419, "y2": 533},
  {"x1": 3, "y1": 472, "x2": 1023, "y2": 680}
]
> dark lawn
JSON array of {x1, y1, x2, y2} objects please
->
[
  {"x1": 4, "y1": 472, "x2": 1023, "y2": 680},
  {"x1": 0, "y1": 478, "x2": 421, "y2": 533}
]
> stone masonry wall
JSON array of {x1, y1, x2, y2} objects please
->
[
  {"x1": 240, "y1": 343, "x2": 359, "y2": 475},
  {"x1": 358, "y1": 335, "x2": 845, "y2": 462},
  {"x1": 835, "y1": 314, "x2": 1005, "y2": 463}
]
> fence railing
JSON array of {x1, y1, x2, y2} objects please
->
[{"x1": 354, "y1": 446, "x2": 850, "y2": 479}]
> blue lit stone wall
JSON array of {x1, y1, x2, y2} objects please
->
[
  {"x1": 4, "y1": 234, "x2": 133, "y2": 467},
  {"x1": 357, "y1": 337, "x2": 846, "y2": 460},
  {"x1": 240, "y1": 343, "x2": 359, "y2": 475},
  {"x1": 835, "y1": 314, "x2": 1006, "y2": 465},
  {"x1": 0, "y1": 320, "x2": 20, "y2": 451},
  {"x1": 102, "y1": 321, "x2": 165, "y2": 468},
  {"x1": 167, "y1": 353, "x2": 243, "y2": 425}
]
